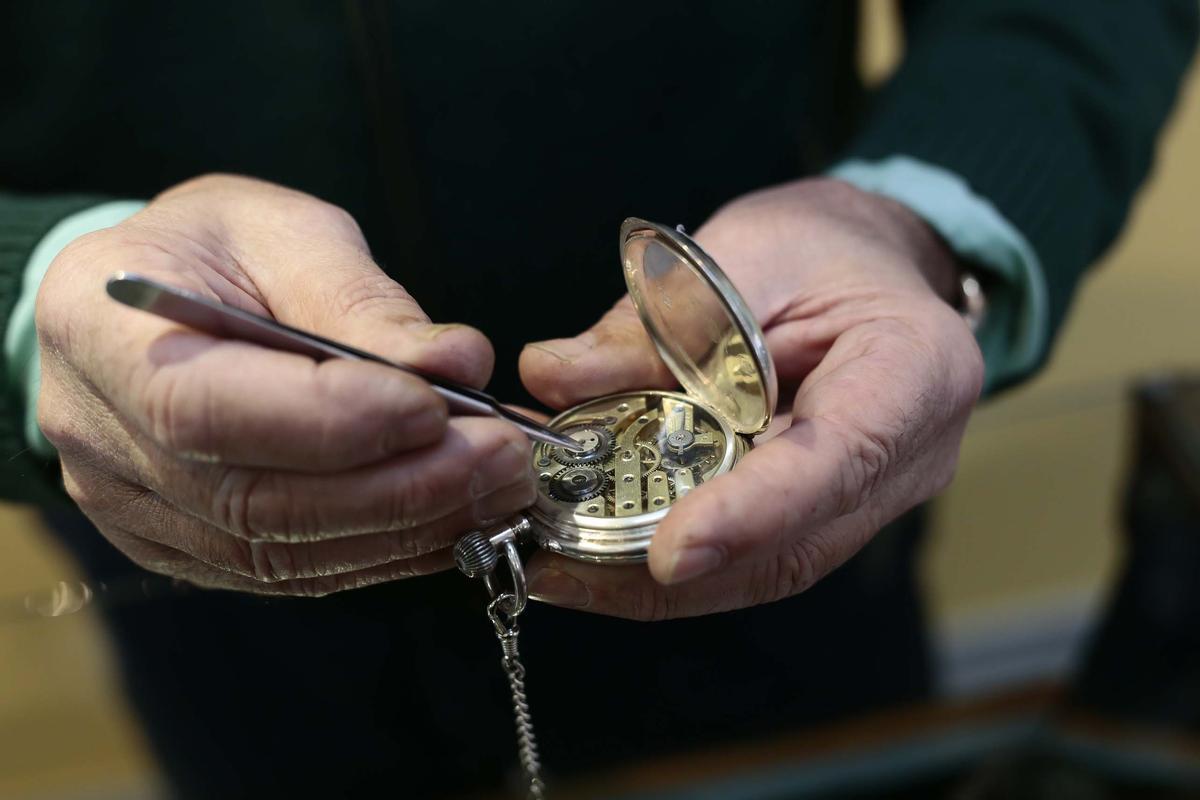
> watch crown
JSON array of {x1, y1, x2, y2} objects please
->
[{"x1": 454, "y1": 531, "x2": 499, "y2": 578}]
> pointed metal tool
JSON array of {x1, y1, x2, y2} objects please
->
[{"x1": 106, "y1": 272, "x2": 583, "y2": 452}]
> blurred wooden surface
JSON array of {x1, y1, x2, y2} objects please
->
[{"x1": 0, "y1": 508, "x2": 159, "y2": 799}]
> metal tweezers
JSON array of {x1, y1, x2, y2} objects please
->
[{"x1": 106, "y1": 273, "x2": 582, "y2": 452}]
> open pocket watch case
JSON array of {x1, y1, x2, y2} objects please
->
[{"x1": 457, "y1": 218, "x2": 778, "y2": 575}]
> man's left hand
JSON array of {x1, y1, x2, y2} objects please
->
[{"x1": 518, "y1": 178, "x2": 984, "y2": 620}]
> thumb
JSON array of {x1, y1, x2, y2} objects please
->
[
  {"x1": 148, "y1": 175, "x2": 496, "y2": 389},
  {"x1": 519, "y1": 296, "x2": 674, "y2": 409},
  {"x1": 264, "y1": 250, "x2": 494, "y2": 390}
]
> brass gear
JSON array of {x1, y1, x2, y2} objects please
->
[
  {"x1": 637, "y1": 442, "x2": 662, "y2": 472},
  {"x1": 549, "y1": 424, "x2": 616, "y2": 467},
  {"x1": 547, "y1": 466, "x2": 610, "y2": 502}
]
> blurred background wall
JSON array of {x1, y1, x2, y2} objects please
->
[
  {"x1": 0, "y1": 2, "x2": 1197, "y2": 797},
  {"x1": 858, "y1": 1, "x2": 1200, "y2": 698}
]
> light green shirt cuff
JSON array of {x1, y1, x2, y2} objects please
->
[
  {"x1": 828, "y1": 155, "x2": 1049, "y2": 394},
  {"x1": 5, "y1": 200, "x2": 146, "y2": 458}
]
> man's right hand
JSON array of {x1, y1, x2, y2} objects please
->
[{"x1": 35, "y1": 174, "x2": 536, "y2": 596}]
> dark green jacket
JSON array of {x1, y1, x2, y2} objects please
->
[{"x1": 1, "y1": 1, "x2": 1195, "y2": 502}]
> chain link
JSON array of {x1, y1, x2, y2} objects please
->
[{"x1": 489, "y1": 594, "x2": 545, "y2": 799}]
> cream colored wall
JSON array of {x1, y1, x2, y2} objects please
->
[
  {"x1": 0, "y1": 4, "x2": 1197, "y2": 796},
  {"x1": 924, "y1": 42, "x2": 1200, "y2": 623},
  {"x1": 859, "y1": 0, "x2": 1200, "y2": 624}
]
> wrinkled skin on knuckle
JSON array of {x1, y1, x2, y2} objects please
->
[
  {"x1": 814, "y1": 322, "x2": 973, "y2": 518},
  {"x1": 789, "y1": 533, "x2": 834, "y2": 590},
  {"x1": 847, "y1": 429, "x2": 894, "y2": 514},
  {"x1": 212, "y1": 467, "x2": 275, "y2": 540},
  {"x1": 250, "y1": 539, "x2": 397, "y2": 586},
  {"x1": 385, "y1": 471, "x2": 431, "y2": 531},
  {"x1": 742, "y1": 557, "x2": 787, "y2": 609},
  {"x1": 815, "y1": 417, "x2": 897, "y2": 518},
  {"x1": 627, "y1": 581, "x2": 678, "y2": 622},
  {"x1": 202, "y1": 535, "x2": 323, "y2": 589},
  {"x1": 252, "y1": 480, "x2": 324, "y2": 542},
  {"x1": 333, "y1": 271, "x2": 422, "y2": 325},
  {"x1": 245, "y1": 539, "x2": 305, "y2": 583},
  {"x1": 779, "y1": 515, "x2": 893, "y2": 608},
  {"x1": 141, "y1": 366, "x2": 214, "y2": 458},
  {"x1": 329, "y1": 273, "x2": 497, "y2": 388},
  {"x1": 750, "y1": 536, "x2": 825, "y2": 608}
]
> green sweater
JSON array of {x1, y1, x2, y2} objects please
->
[{"x1": 0, "y1": 1, "x2": 1195, "y2": 504}]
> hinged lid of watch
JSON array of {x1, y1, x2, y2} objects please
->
[{"x1": 619, "y1": 218, "x2": 777, "y2": 435}]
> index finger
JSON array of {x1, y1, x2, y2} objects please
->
[{"x1": 63, "y1": 274, "x2": 450, "y2": 471}]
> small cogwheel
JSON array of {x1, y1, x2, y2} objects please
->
[
  {"x1": 550, "y1": 424, "x2": 616, "y2": 466},
  {"x1": 637, "y1": 442, "x2": 662, "y2": 472},
  {"x1": 547, "y1": 466, "x2": 609, "y2": 502}
]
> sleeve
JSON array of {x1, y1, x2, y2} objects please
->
[
  {"x1": 839, "y1": 0, "x2": 1198, "y2": 392},
  {"x1": 0, "y1": 193, "x2": 124, "y2": 505},
  {"x1": 829, "y1": 155, "x2": 1046, "y2": 394}
]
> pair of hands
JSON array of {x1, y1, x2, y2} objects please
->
[{"x1": 36, "y1": 174, "x2": 982, "y2": 619}]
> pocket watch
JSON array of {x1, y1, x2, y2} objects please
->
[
  {"x1": 452, "y1": 218, "x2": 777, "y2": 796},
  {"x1": 456, "y1": 216, "x2": 777, "y2": 575},
  {"x1": 525, "y1": 217, "x2": 779, "y2": 564}
]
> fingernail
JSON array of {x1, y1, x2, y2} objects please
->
[
  {"x1": 474, "y1": 479, "x2": 537, "y2": 522},
  {"x1": 470, "y1": 442, "x2": 531, "y2": 499},
  {"x1": 416, "y1": 323, "x2": 468, "y2": 341},
  {"x1": 526, "y1": 335, "x2": 592, "y2": 364},
  {"x1": 528, "y1": 569, "x2": 590, "y2": 608},
  {"x1": 665, "y1": 546, "x2": 724, "y2": 584}
]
